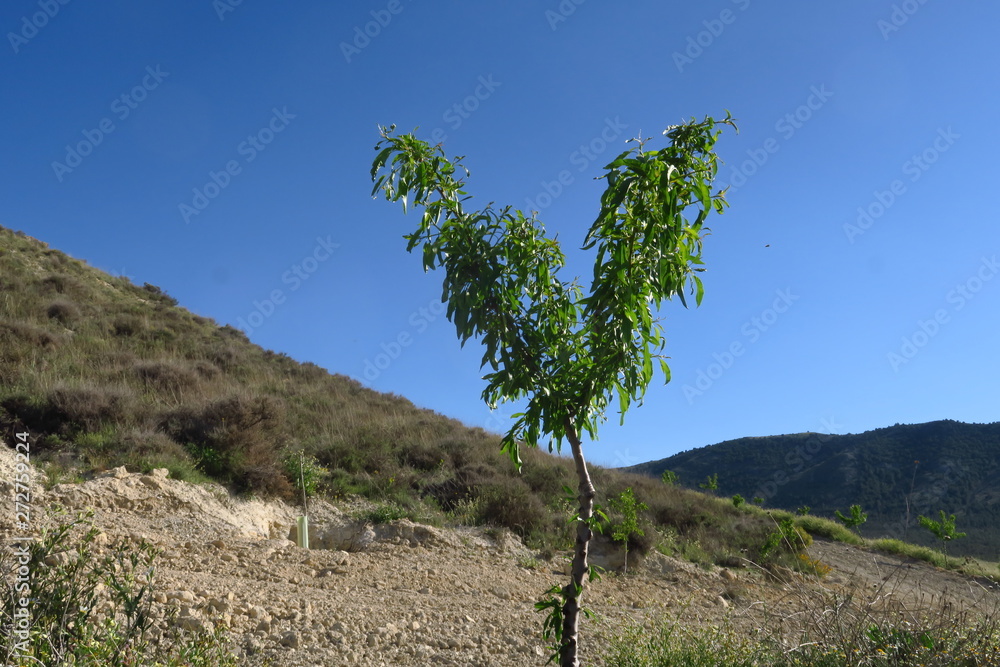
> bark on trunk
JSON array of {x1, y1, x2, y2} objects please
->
[{"x1": 559, "y1": 420, "x2": 596, "y2": 667}]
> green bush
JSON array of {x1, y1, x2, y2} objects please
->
[
  {"x1": 282, "y1": 451, "x2": 330, "y2": 498},
  {"x1": 0, "y1": 510, "x2": 237, "y2": 666}
]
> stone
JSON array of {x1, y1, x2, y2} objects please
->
[
  {"x1": 176, "y1": 615, "x2": 213, "y2": 633},
  {"x1": 279, "y1": 631, "x2": 300, "y2": 649}
]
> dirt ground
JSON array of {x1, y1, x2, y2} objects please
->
[{"x1": 3, "y1": 446, "x2": 999, "y2": 666}]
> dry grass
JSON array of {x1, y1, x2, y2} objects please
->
[
  {"x1": 606, "y1": 556, "x2": 1000, "y2": 666},
  {"x1": 0, "y1": 225, "x2": 891, "y2": 568}
]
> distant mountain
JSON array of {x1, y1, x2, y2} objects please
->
[{"x1": 625, "y1": 420, "x2": 1000, "y2": 558}]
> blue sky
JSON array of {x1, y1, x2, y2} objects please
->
[{"x1": 3, "y1": 1, "x2": 998, "y2": 468}]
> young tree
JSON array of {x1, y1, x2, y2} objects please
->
[
  {"x1": 370, "y1": 113, "x2": 735, "y2": 666},
  {"x1": 660, "y1": 469, "x2": 678, "y2": 486},
  {"x1": 835, "y1": 504, "x2": 868, "y2": 535},
  {"x1": 699, "y1": 472, "x2": 719, "y2": 493},
  {"x1": 608, "y1": 488, "x2": 648, "y2": 574},
  {"x1": 918, "y1": 510, "x2": 966, "y2": 557}
]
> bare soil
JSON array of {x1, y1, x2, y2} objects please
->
[{"x1": 3, "y1": 446, "x2": 998, "y2": 665}]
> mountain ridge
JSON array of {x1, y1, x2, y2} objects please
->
[{"x1": 626, "y1": 418, "x2": 1000, "y2": 558}]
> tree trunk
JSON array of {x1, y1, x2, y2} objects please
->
[{"x1": 559, "y1": 420, "x2": 596, "y2": 667}]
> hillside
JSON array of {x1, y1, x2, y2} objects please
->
[
  {"x1": 0, "y1": 223, "x2": 795, "y2": 566},
  {"x1": 625, "y1": 420, "x2": 1000, "y2": 558},
  {"x1": 4, "y1": 225, "x2": 1000, "y2": 665}
]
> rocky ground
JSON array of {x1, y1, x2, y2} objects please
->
[{"x1": 3, "y1": 444, "x2": 999, "y2": 666}]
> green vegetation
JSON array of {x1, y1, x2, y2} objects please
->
[
  {"x1": 370, "y1": 113, "x2": 736, "y2": 666},
  {"x1": 0, "y1": 510, "x2": 237, "y2": 665},
  {"x1": 918, "y1": 510, "x2": 966, "y2": 555},
  {"x1": 698, "y1": 473, "x2": 719, "y2": 493},
  {"x1": 834, "y1": 504, "x2": 868, "y2": 534},
  {"x1": 608, "y1": 488, "x2": 648, "y2": 574},
  {"x1": 660, "y1": 470, "x2": 678, "y2": 486},
  {"x1": 0, "y1": 225, "x2": 812, "y2": 572},
  {"x1": 625, "y1": 420, "x2": 1000, "y2": 558},
  {"x1": 4, "y1": 225, "x2": 999, "y2": 663},
  {"x1": 603, "y1": 608, "x2": 1000, "y2": 667}
]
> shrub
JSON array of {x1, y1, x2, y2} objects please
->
[
  {"x1": 140, "y1": 282, "x2": 179, "y2": 307},
  {"x1": 158, "y1": 394, "x2": 288, "y2": 496},
  {"x1": 133, "y1": 360, "x2": 199, "y2": 394},
  {"x1": 40, "y1": 273, "x2": 82, "y2": 294},
  {"x1": 477, "y1": 480, "x2": 550, "y2": 538},
  {"x1": 46, "y1": 299, "x2": 81, "y2": 326},
  {"x1": 834, "y1": 504, "x2": 868, "y2": 534},
  {"x1": 46, "y1": 384, "x2": 135, "y2": 435},
  {"x1": 0, "y1": 321, "x2": 60, "y2": 349},
  {"x1": 282, "y1": 451, "x2": 330, "y2": 497},
  {"x1": 360, "y1": 502, "x2": 409, "y2": 524},
  {"x1": 111, "y1": 314, "x2": 146, "y2": 337},
  {"x1": 0, "y1": 510, "x2": 238, "y2": 665},
  {"x1": 118, "y1": 430, "x2": 203, "y2": 480}
]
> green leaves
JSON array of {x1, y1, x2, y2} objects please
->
[
  {"x1": 369, "y1": 116, "x2": 734, "y2": 468},
  {"x1": 918, "y1": 510, "x2": 967, "y2": 555},
  {"x1": 835, "y1": 504, "x2": 868, "y2": 534},
  {"x1": 371, "y1": 116, "x2": 734, "y2": 667}
]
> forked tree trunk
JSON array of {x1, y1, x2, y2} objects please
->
[{"x1": 560, "y1": 420, "x2": 596, "y2": 667}]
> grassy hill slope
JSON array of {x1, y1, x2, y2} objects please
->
[
  {"x1": 626, "y1": 420, "x2": 1000, "y2": 558},
  {"x1": 0, "y1": 224, "x2": 798, "y2": 568}
]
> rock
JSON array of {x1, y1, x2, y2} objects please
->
[
  {"x1": 720, "y1": 568, "x2": 738, "y2": 582},
  {"x1": 588, "y1": 533, "x2": 627, "y2": 572},
  {"x1": 105, "y1": 466, "x2": 129, "y2": 479},
  {"x1": 140, "y1": 476, "x2": 164, "y2": 490},
  {"x1": 167, "y1": 590, "x2": 197, "y2": 604},
  {"x1": 43, "y1": 551, "x2": 73, "y2": 567},
  {"x1": 312, "y1": 520, "x2": 376, "y2": 552},
  {"x1": 176, "y1": 615, "x2": 213, "y2": 633},
  {"x1": 715, "y1": 595, "x2": 729, "y2": 608},
  {"x1": 279, "y1": 631, "x2": 300, "y2": 649}
]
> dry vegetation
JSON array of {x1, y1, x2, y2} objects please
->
[
  {"x1": 0, "y1": 225, "x2": 801, "y2": 570},
  {"x1": 4, "y1": 225, "x2": 1000, "y2": 665}
]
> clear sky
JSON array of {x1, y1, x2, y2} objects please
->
[{"x1": 3, "y1": 1, "x2": 998, "y2": 468}]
